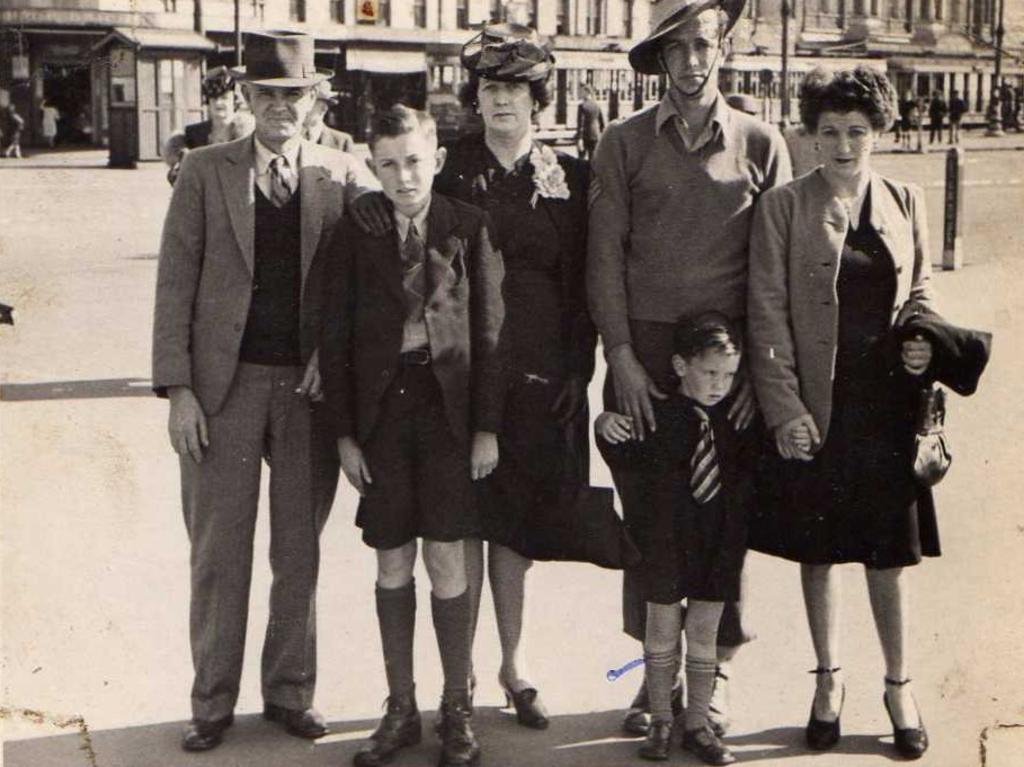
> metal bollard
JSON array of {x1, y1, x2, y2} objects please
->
[{"x1": 942, "y1": 146, "x2": 965, "y2": 270}]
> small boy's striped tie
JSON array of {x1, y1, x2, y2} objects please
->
[{"x1": 690, "y1": 406, "x2": 721, "y2": 505}]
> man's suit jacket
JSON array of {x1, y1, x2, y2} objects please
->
[
  {"x1": 747, "y1": 169, "x2": 935, "y2": 442},
  {"x1": 576, "y1": 98, "x2": 605, "y2": 143},
  {"x1": 316, "y1": 125, "x2": 355, "y2": 154},
  {"x1": 152, "y1": 136, "x2": 379, "y2": 415},
  {"x1": 320, "y1": 193, "x2": 506, "y2": 446}
]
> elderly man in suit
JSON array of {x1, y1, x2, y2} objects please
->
[
  {"x1": 152, "y1": 31, "x2": 388, "y2": 752},
  {"x1": 305, "y1": 80, "x2": 355, "y2": 152}
]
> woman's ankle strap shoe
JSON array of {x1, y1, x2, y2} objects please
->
[{"x1": 884, "y1": 685, "x2": 929, "y2": 760}]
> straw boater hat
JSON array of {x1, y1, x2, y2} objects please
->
[
  {"x1": 460, "y1": 22, "x2": 554, "y2": 82},
  {"x1": 232, "y1": 31, "x2": 332, "y2": 87},
  {"x1": 628, "y1": 0, "x2": 746, "y2": 75}
]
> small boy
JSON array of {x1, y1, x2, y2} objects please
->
[
  {"x1": 596, "y1": 313, "x2": 755, "y2": 766},
  {"x1": 319, "y1": 104, "x2": 505, "y2": 767}
]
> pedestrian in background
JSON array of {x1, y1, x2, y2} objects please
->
[
  {"x1": 948, "y1": 89, "x2": 966, "y2": 144},
  {"x1": 928, "y1": 90, "x2": 946, "y2": 144},
  {"x1": 40, "y1": 99, "x2": 59, "y2": 148},
  {"x1": 748, "y1": 66, "x2": 934, "y2": 760},
  {"x1": 303, "y1": 80, "x2": 355, "y2": 152},
  {"x1": 162, "y1": 66, "x2": 254, "y2": 185},
  {"x1": 2, "y1": 104, "x2": 24, "y2": 158},
  {"x1": 152, "y1": 31, "x2": 387, "y2": 753},
  {"x1": 576, "y1": 83, "x2": 605, "y2": 160}
]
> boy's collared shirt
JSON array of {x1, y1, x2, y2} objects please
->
[
  {"x1": 253, "y1": 136, "x2": 301, "y2": 199},
  {"x1": 394, "y1": 200, "x2": 432, "y2": 353},
  {"x1": 655, "y1": 91, "x2": 730, "y2": 153}
]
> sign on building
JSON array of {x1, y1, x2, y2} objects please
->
[{"x1": 357, "y1": 0, "x2": 379, "y2": 22}]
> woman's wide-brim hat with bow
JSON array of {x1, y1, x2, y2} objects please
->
[
  {"x1": 460, "y1": 22, "x2": 554, "y2": 82},
  {"x1": 629, "y1": 0, "x2": 746, "y2": 75},
  {"x1": 232, "y1": 31, "x2": 332, "y2": 87}
]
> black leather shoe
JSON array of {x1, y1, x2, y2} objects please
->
[
  {"x1": 682, "y1": 724, "x2": 736, "y2": 766},
  {"x1": 638, "y1": 720, "x2": 673, "y2": 761},
  {"x1": 806, "y1": 667, "x2": 844, "y2": 751},
  {"x1": 884, "y1": 680, "x2": 929, "y2": 760},
  {"x1": 622, "y1": 678, "x2": 684, "y2": 736},
  {"x1": 354, "y1": 692, "x2": 422, "y2": 767},
  {"x1": 263, "y1": 703, "x2": 329, "y2": 739},
  {"x1": 438, "y1": 691, "x2": 481, "y2": 767},
  {"x1": 181, "y1": 714, "x2": 234, "y2": 752},
  {"x1": 499, "y1": 676, "x2": 549, "y2": 730}
]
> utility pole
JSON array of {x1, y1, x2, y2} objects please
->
[
  {"x1": 780, "y1": 0, "x2": 791, "y2": 129},
  {"x1": 985, "y1": 0, "x2": 1005, "y2": 136},
  {"x1": 234, "y1": 0, "x2": 243, "y2": 67}
]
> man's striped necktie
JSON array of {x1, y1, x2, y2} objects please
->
[
  {"x1": 690, "y1": 406, "x2": 722, "y2": 505},
  {"x1": 268, "y1": 155, "x2": 295, "y2": 208}
]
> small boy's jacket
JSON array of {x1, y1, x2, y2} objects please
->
[
  {"x1": 320, "y1": 192, "x2": 506, "y2": 445},
  {"x1": 894, "y1": 301, "x2": 992, "y2": 396}
]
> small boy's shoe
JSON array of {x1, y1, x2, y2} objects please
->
[
  {"x1": 622, "y1": 677, "x2": 684, "y2": 736},
  {"x1": 638, "y1": 720, "x2": 673, "y2": 761},
  {"x1": 682, "y1": 724, "x2": 736, "y2": 766},
  {"x1": 438, "y1": 691, "x2": 480, "y2": 767},
  {"x1": 353, "y1": 691, "x2": 422, "y2": 767}
]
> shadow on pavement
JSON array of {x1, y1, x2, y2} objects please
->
[
  {"x1": 2, "y1": 708, "x2": 903, "y2": 767},
  {"x1": 0, "y1": 378, "x2": 154, "y2": 402}
]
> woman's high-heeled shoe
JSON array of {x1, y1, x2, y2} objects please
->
[
  {"x1": 884, "y1": 678, "x2": 928, "y2": 759},
  {"x1": 805, "y1": 667, "x2": 845, "y2": 751},
  {"x1": 499, "y1": 675, "x2": 549, "y2": 730}
]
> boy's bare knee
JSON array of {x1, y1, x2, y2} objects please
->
[
  {"x1": 423, "y1": 539, "x2": 467, "y2": 598},
  {"x1": 377, "y1": 541, "x2": 417, "y2": 589}
]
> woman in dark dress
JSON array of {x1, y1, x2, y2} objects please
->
[
  {"x1": 434, "y1": 23, "x2": 595, "y2": 729},
  {"x1": 748, "y1": 68, "x2": 935, "y2": 760}
]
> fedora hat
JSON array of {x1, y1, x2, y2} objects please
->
[
  {"x1": 312, "y1": 80, "x2": 340, "y2": 104},
  {"x1": 233, "y1": 31, "x2": 332, "y2": 87},
  {"x1": 629, "y1": 0, "x2": 745, "y2": 75},
  {"x1": 460, "y1": 22, "x2": 554, "y2": 82}
]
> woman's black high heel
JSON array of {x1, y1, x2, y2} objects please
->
[
  {"x1": 499, "y1": 675, "x2": 549, "y2": 730},
  {"x1": 884, "y1": 677, "x2": 928, "y2": 759},
  {"x1": 806, "y1": 666, "x2": 845, "y2": 751}
]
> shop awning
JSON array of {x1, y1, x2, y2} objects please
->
[
  {"x1": 93, "y1": 27, "x2": 216, "y2": 53},
  {"x1": 345, "y1": 47, "x2": 426, "y2": 74}
]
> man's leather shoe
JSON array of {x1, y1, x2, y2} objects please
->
[
  {"x1": 622, "y1": 678, "x2": 684, "y2": 736},
  {"x1": 181, "y1": 714, "x2": 234, "y2": 752},
  {"x1": 682, "y1": 724, "x2": 736, "y2": 766},
  {"x1": 263, "y1": 703, "x2": 329, "y2": 739},
  {"x1": 438, "y1": 691, "x2": 481, "y2": 767},
  {"x1": 638, "y1": 720, "x2": 673, "y2": 761},
  {"x1": 353, "y1": 692, "x2": 421, "y2": 767}
]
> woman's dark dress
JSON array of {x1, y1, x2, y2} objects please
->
[
  {"x1": 434, "y1": 133, "x2": 596, "y2": 555},
  {"x1": 751, "y1": 195, "x2": 940, "y2": 568}
]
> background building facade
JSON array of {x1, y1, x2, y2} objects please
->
[{"x1": 2, "y1": 0, "x2": 1021, "y2": 158}]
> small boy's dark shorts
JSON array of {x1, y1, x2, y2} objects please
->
[{"x1": 356, "y1": 362, "x2": 479, "y2": 550}]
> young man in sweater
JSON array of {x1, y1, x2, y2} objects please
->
[{"x1": 587, "y1": 0, "x2": 792, "y2": 742}]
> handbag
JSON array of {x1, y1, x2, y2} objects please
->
[{"x1": 913, "y1": 386, "x2": 952, "y2": 486}]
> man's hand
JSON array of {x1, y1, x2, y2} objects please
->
[
  {"x1": 349, "y1": 191, "x2": 392, "y2": 237},
  {"x1": 297, "y1": 349, "x2": 323, "y2": 401},
  {"x1": 901, "y1": 335, "x2": 933, "y2": 376},
  {"x1": 608, "y1": 345, "x2": 667, "y2": 441},
  {"x1": 168, "y1": 386, "x2": 208, "y2": 463},
  {"x1": 337, "y1": 436, "x2": 373, "y2": 496},
  {"x1": 471, "y1": 431, "x2": 499, "y2": 480},
  {"x1": 727, "y1": 373, "x2": 757, "y2": 431},
  {"x1": 773, "y1": 414, "x2": 820, "y2": 461},
  {"x1": 551, "y1": 377, "x2": 586, "y2": 427}
]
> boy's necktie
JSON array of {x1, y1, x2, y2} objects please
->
[
  {"x1": 268, "y1": 155, "x2": 295, "y2": 207},
  {"x1": 690, "y1": 406, "x2": 722, "y2": 505},
  {"x1": 400, "y1": 223, "x2": 426, "y2": 322}
]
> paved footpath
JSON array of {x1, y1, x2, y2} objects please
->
[{"x1": 1, "y1": 148, "x2": 1023, "y2": 767}]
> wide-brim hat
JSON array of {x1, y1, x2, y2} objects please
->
[
  {"x1": 629, "y1": 0, "x2": 745, "y2": 75},
  {"x1": 460, "y1": 22, "x2": 554, "y2": 82},
  {"x1": 312, "y1": 80, "x2": 340, "y2": 104},
  {"x1": 232, "y1": 31, "x2": 332, "y2": 87}
]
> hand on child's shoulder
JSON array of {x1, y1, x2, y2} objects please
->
[{"x1": 596, "y1": 411, "x2": 634, "y2": 444}]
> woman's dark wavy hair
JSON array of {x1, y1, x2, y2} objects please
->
[
  {"x1": 798, "y1": 66, "x2": 898, "y2": 133},
  {"x1": 457, "y1": 70, "x2": 553, "y2": 113},
  {"x1": 201, "y1": 66, "x2": 236, "y2": 102}
]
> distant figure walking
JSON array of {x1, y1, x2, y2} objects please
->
[
  {"x1": 948, "y1": 89, "x2": 967, "y2": 144},
  {"x1": 2, "y1": 105, "x2": 24, "y2": 158},
  {"x1": 928, "y1": 91, "x2": 947, "y2": 144},
  {"x1": 41, "y1": 100, "x2": 59, "y2": 148},
  {"x1": 576, "y1": 84, "x2": 605, "y2": 160}
]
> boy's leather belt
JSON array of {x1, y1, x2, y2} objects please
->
[{"x1": 398, "y1": 348, "x2": 431, "y2": 366}]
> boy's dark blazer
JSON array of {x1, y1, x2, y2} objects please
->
[{"x1": 320, "y1": 192, "x2": 506, "y2": 445}]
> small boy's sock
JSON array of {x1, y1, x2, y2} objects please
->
[
  {"x1": 376, "y1": 580, "x2": 416, "y2": 698},
  {"x1": 684, "y1": 653, "x2": 718, "y2": 731},
  {"x1": 431, "y1": 589, "x2": 472, "y2": 696},
  {"x1": 644, "y1": 647, "x2": 680, "y2": 724}
]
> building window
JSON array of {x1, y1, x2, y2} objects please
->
[
  {"x1": 490, "y1": 0, "x2": 503, "y2": 22},
  {"x1": 331, "y1": 0, "x2": 345, "y2": 22},
  {"x1": 457, "y1": 0, "x2": 470, "y2": 28},
  {"x1": 414, "y1": 0, "x2": 427, "y2": 27},
  {"x1": 380, "y1": 0, "x2": 391, "y2": 24},
  {"x1": 289, "y1": 0, "x2": 306, "y2": 22},
  {"x1": 747, "y1": 0, "x2": 759, "y2": 17},
  {"x1": 587, "y1": 0, "x2": 605, "y2": 35},
  {"x1": 162, "y1": 0, "x2": 177, "y2": 11},
  {"x1": 556, "y1": 0, "x2": 571, "y2": 34},
  {"x1": 622, "y1": 0, "x2": 633, "y2": 37}
]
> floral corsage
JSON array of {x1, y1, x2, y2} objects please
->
[{"x1": 528, "y1": 144, "x2": 570, "y2": 207}]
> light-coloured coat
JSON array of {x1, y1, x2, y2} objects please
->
[
  {"x1": 152, "y1": 135, "x2": 377, "y2": 414},
  {"x1": 747, "y1": 169, "x2": 935, "y2": 443}
]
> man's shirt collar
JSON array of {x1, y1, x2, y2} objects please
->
[
  {"x1": 394, "y1": 199, "x2": 431, "y2": 243},
  {"x1": 253, "y1": 135, "x2": 301, "y2": 176},
  {"x1": 654, "y1": 91, "x2": 731, "y2": 151}
]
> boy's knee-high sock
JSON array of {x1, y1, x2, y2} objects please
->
[
  {"x1": 645, "y1": 647, "x2": 680, "y2": 724},
  {"x1": 431, "y1": 589, "x2": 471, "y2": 696},
  {"x1": 376, "y1": 580, "x2": 416, "y2": 698},
  {"x1": 684, "y1": 654, "x2": 718, "y2": 730}
]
